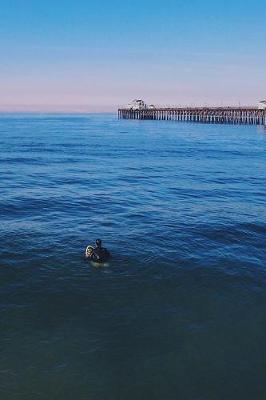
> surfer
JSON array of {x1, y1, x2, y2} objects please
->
[{"x1": 85, "y1": 239, "x2": 110, "y2": 263}]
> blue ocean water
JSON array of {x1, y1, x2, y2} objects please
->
[{"x1": 0, "y1": 114, "x2": 265, "y2": 400}]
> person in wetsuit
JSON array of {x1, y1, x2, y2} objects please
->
[{"x1": 90, "y1": 239, "x2": 110, "y2": 263}]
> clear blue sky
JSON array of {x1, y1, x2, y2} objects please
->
[{"x1": 0, "y1": 0, "x2": 265, "y2": 111}]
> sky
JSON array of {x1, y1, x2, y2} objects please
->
[{"x1": 0, "y1": 0, "x2": 266, "y2": 112}]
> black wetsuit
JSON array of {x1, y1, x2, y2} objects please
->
[{"x1": 91, "y1": 246, "x2": 110, "y2": 263}]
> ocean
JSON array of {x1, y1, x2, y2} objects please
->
[{"x1": 0, "y1": 114, "x2": 265, "y2": 399}]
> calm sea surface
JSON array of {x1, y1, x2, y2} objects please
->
[{"x1": 0, "y1": 114, "x2": 265, "y2": 400}]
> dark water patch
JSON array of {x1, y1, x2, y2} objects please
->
[{"x1": 0, "y1": 156, "x2": 49, "y2": 165}]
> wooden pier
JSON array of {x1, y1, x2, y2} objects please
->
[{"x1": 118, "y1": 107, "x2": 266, "y2": 125}]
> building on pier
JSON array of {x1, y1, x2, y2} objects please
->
[
  {"x1": 258, "y1": 101, "x2": 266, "y2": 110},
  {"x1": 126, "y1": 99, "x2": 157, "y2": 110},
  {"x1": 127, "y1": 99, "x2": 147, "y2": 110}
]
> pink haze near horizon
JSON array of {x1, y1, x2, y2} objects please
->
[{"x1": 0, "y1": 1, "x2": 265, "y2": 112}]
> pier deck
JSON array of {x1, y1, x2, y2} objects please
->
[{"x1": 118, "y1": 107, "x2": 266, "y2": 125}]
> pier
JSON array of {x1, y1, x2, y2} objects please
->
[{"x1": 118, "y1": 107, "x2": 266, "y2": 125}]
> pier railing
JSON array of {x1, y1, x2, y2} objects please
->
[{"x1": 118, "y1": 107, "x2": 266, "y2": 125}]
